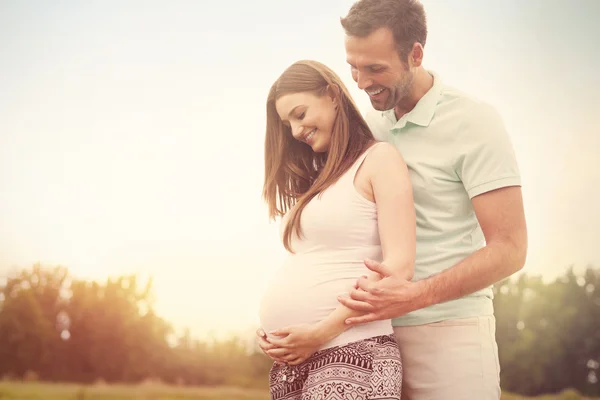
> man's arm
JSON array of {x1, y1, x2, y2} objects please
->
[
  {"x1": 339, "y1": 185, "x2": 527, "y2": 324},
  {"x1": 340, "y1": 99, "x2": 527, "y2": 323},
  {"x1": 414, "y1": 185, "x2": 527, "y2": 309},
  {"x1": 418, "y1": 100, "x2": 527, "y2": 307}
]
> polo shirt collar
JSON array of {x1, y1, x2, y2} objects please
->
[{"x1": 381, "y1": 70, "x2": 442, "y2": 128}]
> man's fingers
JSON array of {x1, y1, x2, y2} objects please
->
[
  {"x1": 355, "y1": 276, "x2": 369, "y2": 291},
  {"x1": 345, "y1": 313, "x2": 378, "y2": 326},
  {"x1": 350, "y1": 288, "x2": 377, "y2": 303},
  {"x1": 353, "y1": 281, "x2": 375, "y2": 297},
  {"x1": 356, "y1": 278, "x2": 384, "y2": 296},
  {"x1": 338, "y1": 295, "x2": 376, "y2": 312}
]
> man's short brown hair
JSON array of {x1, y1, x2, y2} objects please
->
[{"x1": 341, "y1": 0, "x2": 427, "y2": 60}]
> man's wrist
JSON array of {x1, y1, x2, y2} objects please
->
[{"x1": 413, "y1": 277, "x2": 436, "y2": 311}]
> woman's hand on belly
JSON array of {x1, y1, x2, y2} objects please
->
[
  {"x1": 264, "y1": 323, "x2": 329, "y2": 366},
  {"x1": 256, "y1": 328, "x2": 286, "y2": 364}
]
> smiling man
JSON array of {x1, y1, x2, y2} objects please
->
[{"x1": 336, "y1": 0, "x2": 528, "y2": 399}]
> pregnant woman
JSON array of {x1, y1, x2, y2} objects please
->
[{"x1": 259, "y1": 60, "x2": 415, "y2": 400}]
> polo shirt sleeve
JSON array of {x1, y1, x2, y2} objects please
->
[{"x1": 455, "y1": 102, "x2": 521, "y2": 199}]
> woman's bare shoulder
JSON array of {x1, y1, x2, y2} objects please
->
[{"x1": 364, "y1": 142, "x2": 407, "y2": 170}]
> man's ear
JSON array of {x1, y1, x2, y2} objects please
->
[{"x1": 409, "y1": 42, "x2": 424, "y2": 68}]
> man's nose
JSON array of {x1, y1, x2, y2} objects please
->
[{"x1": 356, "y1": 71, "x2": 372, "y2": 90}]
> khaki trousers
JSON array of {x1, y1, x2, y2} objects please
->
[{"x1": 394, "y1": 316, "x2": 501, "y2": 400}]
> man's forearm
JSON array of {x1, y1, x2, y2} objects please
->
[{"x1": 417, "y1": 240, "x2": 526, "y2": 309}]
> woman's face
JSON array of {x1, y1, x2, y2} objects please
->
[{"x1": 275, "y1": 90, "x2": 337, "y2": 153}]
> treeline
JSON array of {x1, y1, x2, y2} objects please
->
[
  {"x1": 0, "y1": 264, "x2": 598, "y2": 396},
  {"x1": 494, "y1": 266, "x2": 600, "y2": 396},
  {"x1": 0, "y1": 265, "x2": 271, "y2": 388}
]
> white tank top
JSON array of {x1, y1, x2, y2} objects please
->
[{"x1": 259, "y1": 143, "x2": 392, "y2": 350}]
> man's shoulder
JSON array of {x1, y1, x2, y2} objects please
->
[
  {"x1": 439, "y1": 84, "x2": 484, "y2": 113},
  {"x1": 438, "y1": 82, "x2": 501, "y2": 119}
]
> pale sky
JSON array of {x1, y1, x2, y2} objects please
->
[{"x1": 1, "y1": 0, "x2": 599, "y2": 339}]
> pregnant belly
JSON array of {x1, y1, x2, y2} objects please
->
[{"x1": 259, "y1": 273, "x2": 354, "y2": 335}]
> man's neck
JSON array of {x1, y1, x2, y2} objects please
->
[{"x1": 394, "y1": 68, "x2": 434, "y2": 121}]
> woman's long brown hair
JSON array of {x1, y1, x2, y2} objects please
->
[{"x1": 263, "y1": 60, "x2": 375, "y2": 252}]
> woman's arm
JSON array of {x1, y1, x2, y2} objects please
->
[
  {"x1": 259, "y1": 143, "x2": 415, "y2": 365},
  {"x1": 369, "y1": 143, "x2": 416, "y2": 280}
]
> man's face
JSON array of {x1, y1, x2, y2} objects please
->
[{"x1": 345, "y1": 27, "x2": 413, "y2": 111}]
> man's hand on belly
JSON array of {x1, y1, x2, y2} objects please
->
[{"x1": 338, "y1": 259, "x2": 426, "y2": 325}]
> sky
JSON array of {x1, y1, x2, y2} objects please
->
[{"x1": 1, "y1": 0, "x2": 599, "y2": 339}]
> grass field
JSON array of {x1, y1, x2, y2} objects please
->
[
  {"x1": 0, "y1": 382, "x2": 269, "y2": 400},
  {"x1": 0, "y1": 382, "x2": 596, "y2": 400}
]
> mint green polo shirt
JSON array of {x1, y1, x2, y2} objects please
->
[{"x1": 365, "y1": 71, "x2": 521, "y2": 326}]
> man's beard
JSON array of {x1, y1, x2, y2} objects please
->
[{"x1": 375, "y1": 73, "x2": 414, "y2": 111}]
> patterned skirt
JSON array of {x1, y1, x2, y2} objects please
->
[{"x1": 269, "y1": 334, "x2": 402, "y2": 400}]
